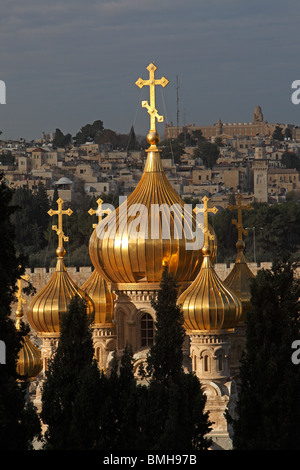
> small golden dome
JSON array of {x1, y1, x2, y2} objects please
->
[
  {"x1": 177, "y1": 198, "x2": 242, "y2": 332},
  {"x1": 224, "y1": 194, "x2": 254, "y2": 323},
  {"x1": 27, "y1": 257, "x2": 94, "y2": 334},
  {"x1": 28, "y1": 197, "x2": 95, "y2": 334},
  {"x1": 178, "y1": 253, "x2": 242, "y2": 332},
  {"x1": 16, "y1": 332, "x2": 43, "y2": 381},
  {"x1": 15, "y1": 276, "x2": 43, "y2": 381},
  {"x1": 81, "y1": 270, "x2": 115, "y2": 326},
  {"x1": 224, "y1": 240, "x2": 254, "y2": 323}
]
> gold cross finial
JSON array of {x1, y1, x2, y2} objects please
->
[
  {"x1": 228, "y1": 194, "x2": 252, "y2": 242},
  {"x1": 135, "y1": 63, "x2": 169, "y2": 132},
  {"x1": 193, "y1": 196, "x2": 218, "y2": 249},
  {"x1": 48, "y1": 197, "x2": 73, "y2": 255},
  {"x1": 15, "y1": 273, "x2": 30, "y2": 329},
  {"x1": 88, "y1": 198, "x2": 111, "y2": 228}
]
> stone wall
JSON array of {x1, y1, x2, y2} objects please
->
[{"x1": 12, "y1": 262, "x2": 277, "y2": 320}]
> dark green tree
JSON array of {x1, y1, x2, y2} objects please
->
[
  {"x1": 0, "y1": 173, "x2": 41, "y2": 450},
  {"x1": 139, "y1": 266, "x2": 212, "y2": 450},
  {"x1": 159, "y1": 139, "x2": 184, "y2": 164},
  {"x1": 230, "y1": 258, "x2": 300, "y2": 450},
  {"x1": 281, "y1": 151, "x2": 300, "y2": 171},
  {"x1": 127, "y1": 126, "x2": 137, "y2": 151},
  {"x1": 41, "y1": 296, "x2": 105, "y2": 450},
  {"x1": 146, "y1": 267, "x2": 186, "y2": 383},
  {"x1": 75, "y1": 120, "x2": 104, "y2": 145},
  {"x1": 99, "y1": 344, "x2": 146, "y2": 450},
  {"x1": 191, "y1": 129, "x2": 206, "y2": 145},
  {"x1": 53, "y1": 128, "x2": 72, "y2": 148},
  {"x1": 193, "y1": 142, "x2": 220, "y2": 169},
  {"x1": 272, "y1": 125, "x2": 284, "y2": 142}
]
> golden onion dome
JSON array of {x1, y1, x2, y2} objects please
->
[
  {"x1": 177, "y1": 197, "x2": 242, "y2": 332},
  {"x1": 223, "y1": 195, "x2": 254, "y2": 324},
  {"x1": 224, "y1": 240, "x2": 254, "y2": 323},
  {"x1": 16, "y1": 331, "x2": 43, "y2": 381},
  {"x1": 15, "y1": 277, "x2": 43, "y2": 381},
  {"x1": 89, "y1": 64, "x2": 217, "y2": 285},
  {"x1": 27, "y1": 253, "x2": 94, "y2": 334},
  {"x1": 89, "y1": 139, "x2": 217, "y2": 285},
  {"x1": 81, "y1": 269, "x2": 115, "y2": 326},
  {"x1": 27, "y1": 198, "x2": 94, "y2": 334}
]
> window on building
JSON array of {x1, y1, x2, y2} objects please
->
[
  {"x1": 141, "y1": 313, "x2": 154, "y2": 347},
  {"x1": 204, "y1": 355, "x2": 210, "y2": 372},
  {"x1": 218, "y1": 354, "x2": 224, "y2": 371}
]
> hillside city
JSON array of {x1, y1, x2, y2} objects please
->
[{"x1": 1, "y1": 106, "x2": 300, "y2": 210}]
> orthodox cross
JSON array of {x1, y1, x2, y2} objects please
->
[
  {"x1": 48, "y1": 197, "x2": 73, "y2": 249},
  {"x1": 88, "y1": 197, "x2": 111, "y2": 228},
  {"x1": 228, "y1": 194, "x2": 252, "y2": 241},
  {"x1": 193, "y1": 196, "x2": 218, "y2": 247},
  {"x1": 135, "y1": 62, "x2": 169, "y2": 132},
  {"x1": 15, "y1": 272, "x2": 30, "y2": 329}
]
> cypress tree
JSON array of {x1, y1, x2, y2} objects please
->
[
  {"x1": 99, "y1": 344, "x2": 146, "y2": 451},
  {"x1": 230, "y1": 258, "x2": 300, "y2": 450},
  {"x1": 139, "y1": 265, "x2": 212, "y2": 451},
  {"x1": 41, "y1": 295, "x2": 105, "y2": 450},
  {"x1": 0, "y1": 173, "x2": 41, "y2": 450}
]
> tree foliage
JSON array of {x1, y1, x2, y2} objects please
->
[
  {"x1": 0, "y1": 173, "x2": 41, "y2": 450},
  {"x1": 281, "y1": 151, "x2": 300, "y2": 171},
  {"x1": 229, "y1": 258, "x2": 300, "y2": 450},
  {"x1": 41, "y1": 296, "x2": 104, "y2": 450},
  {"x1": 272, "y1": 125, "x2": 284, "y2": 142},
  {"x1": 75, "y1": 120, "x2": 104, "y2": 145},
  {"x1": 139, "y1": 266, "x2": 212, "y2": 451},
  {"x1": 212, "y1": 201, "x2": 300, "y2": 263},
  {"x1": 53, "y1": 128, "x2": 72, "y2": 148},
  {"x1": 193, "y1": 142, "x2": 220, "y2": 169}
]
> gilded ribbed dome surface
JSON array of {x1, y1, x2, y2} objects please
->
[
  {"x1": 81, "y1": 270, "x2": 115, "y2": 325},
  {"x1": 90, "y1": 64, "x2": 217, "y2": 285},
  {"x1": 177, "y1": 196, "x2": 242, "y2": 332},
  {"x1": 17, "y1": 333, "x2": 42, "y2": 380},
  {"x1": 224, "y1": 195, "x2": 254, "y2": 323},
  {"x1": 27, "y1": 257, "x2": 94, "y2": 334},
  {"x1": 224, "y1": 241, "x2": 254, "y2": 322},
  {"x1": 15, "y1": 280, "x2": 43, "y2": 380},
  {"x1": 178, "y1": 253, "x2": 242, "y2": 331},
  {"x1": 89, "y1": 147, "x2": 217, "y2": 284}
]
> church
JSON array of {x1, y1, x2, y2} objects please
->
[{"x1": 15, "y1": 63, "x2": 256, "y2": 450}]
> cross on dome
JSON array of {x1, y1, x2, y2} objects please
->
[
  {"x1": 228, "y1": 194, "x2": 252, "y2": 242},
  {"x1": 48, "y1": 198, "x2": 73, "y2": 256},
  {"x1": 135, "y1": 62, "x2": 169, "y2": 133}
]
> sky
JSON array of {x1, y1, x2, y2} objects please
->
[{"x1": 1, "y1": 0, "x2": 300, "y2": 141}]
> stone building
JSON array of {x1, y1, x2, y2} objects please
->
[{"x1": 19, "y1": 64, "x2": 270, "y2": 450}]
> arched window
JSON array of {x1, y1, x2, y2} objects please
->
[
  {"x1": 204, "y1": 355, "x2": 210, "y2": 372},
  {"x1": 140, "y1": 313, "x2": 154, "y2": 347},
  {"x1": 218, "y1": 354, "x2": 223, "y2": 371}
]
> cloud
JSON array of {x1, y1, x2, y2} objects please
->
[{"x1": 1, "y1": 0, "x2": 300, "y2": 139}]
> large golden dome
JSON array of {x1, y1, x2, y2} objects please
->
[
  {"x1": 89, "y1": 64, "x2": 217, "y2": 285},
  {"x1": 177, "y1": 197, "x2": 242, "y2": 332}
]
